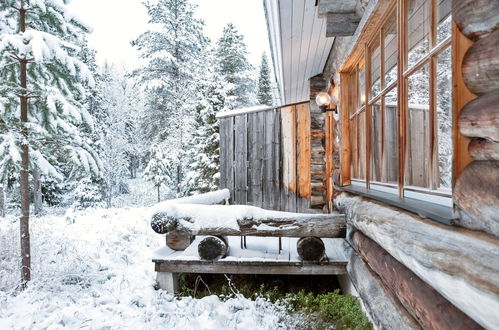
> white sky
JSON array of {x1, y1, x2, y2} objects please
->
[{"x1": 68, "y1": 0, "x2": 271, "y2": 69}]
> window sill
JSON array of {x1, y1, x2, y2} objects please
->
[{"x1": 339, "y1": 184, "x2": 455, "y2": 226}]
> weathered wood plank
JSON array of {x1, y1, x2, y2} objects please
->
[
  {"x1": 462, "y1": 29, "x2": 499, "y2": 95},
  {"x1": 273, "y1": 109, "x2": 282, "y2": 211},
  {"x1": 234, "y1": 115, "x2": 248, "y2": 204},
  {"x1": 459, "y1": 90, "x2": 499, "y2": 142},
  {"x1": 155, "y1": 260, "x2": 347, "y2": 275},
  {"x1": 219, "y1": 119, "x2": 227, "y2": 189},
  {"x1": 454, "y1": 160, "x2": 499, "y2": 237},
  {"x1": 226, "y1": 117, "x2": 235, "y2": 202},
  {"x1": 452, "y1": 0, "x2": 499, "y2": 41},
  {"x1": 335, "y1": 192, "x2": 499, "y2": 329},
  {"x1": 247, "y1": 112, "x2": 264, "y2": 207},
  {"x1": 352, "y1": 231, "x2": 481, "y2": 330},
  {"x1": 344, "y1": 242, "x2": 421, "y2": 329},
  {"x1": 297, "y1": 103, "x2": 311, "y2": 208},
  {"x1": 263, "y1": 110, "x2": 275, "y2": 210},
  {"x1": 468, "y1": 138, "x2": 499, "y2": 160},
  {"x1": 281, "y1": 105, "x2": 297, "y2": 212}
]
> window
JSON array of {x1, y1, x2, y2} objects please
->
[{"x1": 343, "y1": 0, "x2": 453, "y2": 201}]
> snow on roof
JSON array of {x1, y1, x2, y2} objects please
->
[{"x1": 216, "y1": 105, "x2": 277, "y2": 119}]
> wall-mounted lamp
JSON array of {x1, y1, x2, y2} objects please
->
[{"x1": 315, "y1": 91, "x2": 337, "y2": 114}]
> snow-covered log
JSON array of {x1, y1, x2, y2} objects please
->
[
  {"x1": 454, "y1": 161, "x2": 499, "y2": 237},
  {"x1": 150, "y1": 204, "x2": 346, "y2": 238},
  {"x1": 197, "y1": 236, "x2": 228, "y2": 261},
  {"x1": 335, "y1": 193, "x2": 499, "y2": 329},
  {"x1": 452, "y1": 0, "x2": 499, "y2": 41},
  {"x1": 462, "y1": 30, "x2": 499, "y2": 95},
  {"x1": 296, "y1": 237, "x2": 325, "y2": 261},
  {"x1": 468, "y1": 138, "x2": 499, "y2": 160},
  {"x1": 352, "y1": 231, "x2": 481, "y2": 329},
  {"x1": 166, "y1": 231, "x2": 194, "y2": 251},
  {"x1": 459, "y1": 91, "x2": 499, "y2": 142}
]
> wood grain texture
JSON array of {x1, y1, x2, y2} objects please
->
[
  {"x1": 454, "y1": 160, "x2": 499, "y2": 237},
  {"x1": 344, "y1": 242, "x2": 421, "y2": 330},
  {"x1": 234, "y1": 115, "x2": 248, "y2": 204},
  {"x1": 165, "y1": 231, "x2": 194, "y2": 251},
  {"x1": 352, "y1": 231, "x2": 481, "y2": 330},
  {"x1": 459, "y1": 90, "x2": 499, "y2": 142},
  {"x1": 452, "y1": 0, "x2": 499, "y2": 41},
  {"x1": 468, "y1": 138, "x2": 499, "y2": 160},
  {"x1": 296, "y1": 237, "x2": 325, "y2": 261},
  {"x1": 462, "y1": 30, "x2": 499, "y2": 95},
  {"x1": 297, "y1": 103, "x2": 311, "y2": 199},
  {"x1": 335, "y1": 192, "x2": 499, "y2": 329}
]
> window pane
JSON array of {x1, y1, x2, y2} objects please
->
[
  {"x1": 371, "y1": 43, "x2": 381, "y2": 97},
  {"x1": 436, "y1": 47, "x2": 452, "y2": 189},
  {"x1": 384, "y1": 14, "x2": 397, "y2": 87},
  {"x1": 371, "y1": 102, "x2": 382, "y2": 182},
  {"x1": 406, "y1": 64, "x2": 430, "y2": 188},
  {"x1": 437, "y1": 0, "x2": 452, "y2": 43},
  {"x1": 384, "y1": 87, "x2": 398, "y2": 183},
  {"x1": 359, "y1": 64, "x2": 366, "y2": 107},
  {"x1": 358, "y1": 111, "x2": 366, "y2": 179},
  {"x1": 350, "y1": 118, "x2": 359, "y2": 178},
  {"x1": 408, "y1": 0, "x2": 430, "y2": 67}
]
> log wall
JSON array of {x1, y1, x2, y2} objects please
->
[{"x1": 219, "y1": 103, "x2": 314, "y2": 212}]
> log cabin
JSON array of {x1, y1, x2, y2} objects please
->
[{"x1": 214, "y1": 0, "x2": 499, "y2": 328}]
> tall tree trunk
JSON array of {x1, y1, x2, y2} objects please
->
[
  {"x1": 33, "y1": 168, "x2": 42, "y2": 215},
  {"x1": 0, "y1": 184, "x2": 5, "y2": 218},
  {"x1": 18, "y1": 0, "x2": 31, "y2": 290},
  {"x1": 157, "y1": 185, "x2": 160, "y2": 203}
]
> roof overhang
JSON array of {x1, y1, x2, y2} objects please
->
[{"x1": 264, "y1": 0, "x2": 335, "y2": 104}]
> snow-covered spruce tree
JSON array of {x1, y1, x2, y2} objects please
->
[
  {"x1": 185, "y1": 49, "x2": 228, "y2": 193},
  {"x1": 0, "y1": 0, "x2": 100, "y2": 288},
  {"x1": 132, "y1": 0, "x2": 207, "y2": 196},
  {"x1": 216, "y1": 23, "x2": 256, "y2": 109},
  {"x1": 257, "y1": 53, "x2": 273, "y2": 106},
  {"x1": 144, "y1": 144, "x2": 175, "y2": 202}
]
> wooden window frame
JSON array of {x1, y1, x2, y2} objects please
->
[{"x1": 339, "y1": 0, "x2": 465, "y2": 203}]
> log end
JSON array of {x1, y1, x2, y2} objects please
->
[
  {"x1": 166, "y1": 231, "x2": 195, "y2": 251},
  {"x1": 297, "y1": 237, "x2": 326, "y2": 261},
  {"x1": 198, "y1": 236, "x2": 228, "y2": 261},
  {"x1": 151, "y1": 212, "x2": 177, "y2": 234}
]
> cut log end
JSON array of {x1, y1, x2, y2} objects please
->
[
  {"x1": 297, "y1": 237, "x2": 325, "y2": 261},
  {"x1": 166, "y1": 231, "x2": 195, "y2": 251},
  {"x1": 151, "y1": 212, "x2": 177, "y2": 234},
  {"x1": 198, "y1": 236, "x2": 228, "y2": 261}
]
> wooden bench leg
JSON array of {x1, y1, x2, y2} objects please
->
[{"x1": 156, "y1": 272, "x2": 179, "y2": 293}]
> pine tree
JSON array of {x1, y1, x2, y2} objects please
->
[
  {"x1": 257, "y1": 53, "x2": 273, "y2": 106},
  {"x1": 0, "y1": 0, "x2": 100, "y2": 288},
  {"x1": 185, "y1": 49, "x2": 228, "y2": 193},
  {"x1": 132, "y1": 0, "x2": 207, "y2": 195},
  {"x1": 144, "y1": 144, "x2": 175, "y2": 202},
  {"x1": 216, "y1": 23, "x2": 256, "y2": 109}
]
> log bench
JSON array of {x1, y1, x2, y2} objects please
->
[{"x1": 149, "y1": 190, "x2": 347, "y2": 292}]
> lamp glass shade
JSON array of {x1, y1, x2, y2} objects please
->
[{"x1": 315, "y1": 92, "x2": 331, "y2": 107}]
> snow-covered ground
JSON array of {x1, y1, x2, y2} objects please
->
[{"x1": 0, "y1": 206, "x2": 301, "y2": 329}]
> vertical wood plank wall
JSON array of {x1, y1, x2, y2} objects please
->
[{"x1": 219, "y1": 103, "x2": 313, "y2": 212}]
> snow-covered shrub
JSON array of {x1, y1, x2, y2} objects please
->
[{"x1": 72, "y1": 177, "x2": 103, "y2": 209}]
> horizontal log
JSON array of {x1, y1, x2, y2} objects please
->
[
  {"x1": 335, "y1": 192, "x2": 499, "y2": 329},
  {"x1": 344, "y1": 242, "x2": 421, "y2": 329},
  {"x1": 462, "y1": 30, "x2": 499, "y2": 95},
  {"x1": 468, "y1": 138, "x2": 499, "y2": 160},
  {"x1": 296, "y1": 237, "x2": 325, "y2": 261},
  {"x1": 459, "y1": 90, "x2": 499, "y2": 142},
  {"x1": 352, "y1": 231, "x2": 481, "y2": 330},
  {"x1": 452, "y1": 0, "x2": 499, "y2": 41},
  {"x1": 454, "y1": 160, "x2": 499, "y2": 237},
  {"x1": 197, "y1": 236, "x2": 228, "y2": 261},
  {"x1": 151, "y1": 204, "x2": 346, "y2": 238}
]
